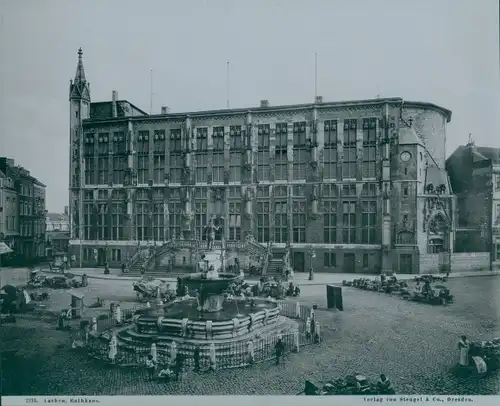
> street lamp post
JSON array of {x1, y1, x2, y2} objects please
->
[{"x1": 307, "y1": 245, "x2": 316, "y2": 281}]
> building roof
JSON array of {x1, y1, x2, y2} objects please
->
[
  {"x1": 425, "y1": 165, "x2": 451, "y2": 191},
  {"x1": 84, "y1": 97, "x2": 452, "y2": 124},
  {"x1": 46, "y1": 213, "x2": 69, "y2": 222},
  {"x1": 398, "y1": 125, "x2": 424, "y2": 146},
  {"x1": 448, "y1": 144, "x2": 500, "y2": 165}
]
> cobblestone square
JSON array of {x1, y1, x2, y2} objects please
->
[{"x1": 1, "y1": 275, "x2": 499, "y2": 395}]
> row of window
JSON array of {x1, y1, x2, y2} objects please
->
[
  {"x1": 82, "y1": 145, "x2": 377, "y2": 185},
  {"x1": 80, "y1": 199, "x2": 377, "y2": 244},
  {"x1": 83, "y1": 118, "x2": 377, "y2": 155}
]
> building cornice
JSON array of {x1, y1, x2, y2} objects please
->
[{"x1": 82, "y1": 97, "x2": 452, "y2": 126}]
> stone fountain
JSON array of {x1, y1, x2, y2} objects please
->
[{"x1": 100, "y1": 242, "x2": 300, "y2": 369}]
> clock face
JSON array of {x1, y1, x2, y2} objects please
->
[{"x1": 400, "y1": 151, "x2": 412, "y2": 162}]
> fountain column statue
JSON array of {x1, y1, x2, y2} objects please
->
[{"x1": 205, "y1": 218, "x2": 220, "y2": 250}]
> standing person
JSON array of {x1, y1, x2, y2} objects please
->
[
  {"x1": 458, "y1": 335, "x2": 470, "y2": 367},
  {"x1": 145, "y1": 355, "x2": 156, "y2": 380},
  {"x1": 140, "y1": 264, "x2": 146, "y2": 276},
  {"x1": 121, "y1": 263, "x2": 126, "y2": 274},
  {"x1": 193, "y1": 346, "x2": 201, "y2": 372},
  {"x1": 175, "y1": 352, "x2": 184, "y2": 381},
  {"x1": 70, "y1": 254, "x2": 76, "y2": 268},
  {"x1": 275, "y1": 336, "x2": 285, "y2": 365},
  {"x1": 63, "y1": 255, "x2": 68, "y2": 271}
]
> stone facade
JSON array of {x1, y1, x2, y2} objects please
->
[{"x1": 68, "y1": 50, "x2": 454, "y2": 273}]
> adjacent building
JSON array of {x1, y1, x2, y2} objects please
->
[
  {"x1": 446, "y1": 142, "x2": 500, "y2": 268},
  {"x1": 0, "y1": 157, "x2": 47, "y2": 265},
  {"x1": 45, "y1": 207, "x2": 70, "y2": 257},
  {"x1": 69, "y1": 49, "x2": 455, "y2": 273}
]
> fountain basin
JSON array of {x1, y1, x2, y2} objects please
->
[
  {"x1": 180, "y1": 272, "x2": 239, "y2": 296},
  {"x1": 135, "y1": 297, "x2": 280, "y2": 340}
]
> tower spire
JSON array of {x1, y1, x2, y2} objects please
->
[
  {"x1": 74, "y1": 47, "x2": 86, "y2": 85},
  {"x1": 70, "y1": 47, "x2": 90, "y2": 102}
]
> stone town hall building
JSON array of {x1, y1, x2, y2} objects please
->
[{"x1": 68, "y1": 49, "x2": 455, "y2": 274}]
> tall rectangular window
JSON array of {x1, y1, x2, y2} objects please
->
[
  {"x1": 230, "y1": 126, "x2": 242, "y2": 150},
  {"x1": 97, "y1": 203, "x2": 108, "y2": 240},
  {"x1": 343, "y1": 119, "x2": 357, "y2": 179},
  {"x1": 362, "y1": 118, "x2": 377, "y2": 179},
  {"x1": 323, "y1": 200, "x2": 337, "y2": 243},
  {"x1": 258, "y1": 125, "x2": 271, "y2": 149},
  {"x1": 293, "y1": 149, "x2": 307, "y2": 180},
  {"x1": 213, "y1": 128, "x2": 224, "y2": 151},
  {"x1": 324, "y1": 147, "x2": 337, "y2": 180},
  {"x1": 361, "y1": 200, "x2": 377, "y2": 243},
  {"x1": 229, "y1": 153, "x2": 242, "y2": 182},
  {"x1": 275, "y1": 150, "x2": 288, "y2": 181},
  {"x1": 84, "y1": 158, "x2": 95, "y2": 185},
  {"x1": 169, "y1": 154, "x2": 182, "y2": 183},
  {"x1": 168, "y1": 202, "x2": 181, "y2": 239},
  {"x1": 135, "y1": 202, "x2": 149, "y2": 241},
  {"x1": 153, "y1": 130, "x2": 166, "y2": 154},
  {"x1": 229, "y1": 202, "x2": 241, "y2": 240},
  {"x1": 84, "y1": 136, "x2": 94, "y2": 157},
  {"x1": 97, "y1": 133, "x2": 109, "y2": 155},
  {"x1": 292, "y1": 201, "x2": 306, "y2": 243},
  {"x1": 257, "y1": 151, "x2": 270, "y2": 181},
  {"x1": 324, "y1": 120, "x2": 338, "y2": 145},
  {"x1": 342, "y1": 201, "x2": 357, "y2": 243},
  {"x1": 275, "y1": 123, "x2": 287, "y2": 148},
  {"x1": 274, "y1": 201, "x2": 288, "y2": 243},
  {"x1": 169, "y1": 130, "x2": 182, "y2": 152},
  {"x1": 111, "y1": 203, "x2": 124, "y2": 240},
  {"x1": 138, "y1": 156, "x2": 149, "y2": 184},
  {"x1": 112, "y1": 132, "x2": 126, "y2": 154},
  {"x1": 83, "y1": 203, "x2": 92, "y2": 240},
  {"x1": 212, "y1": 152, "x2": 224, "y2": 183},
  {"x1": 112, "y1": 156, "x2": 126, "y2": 184},
  {"x1": 195, "y1": 153, "x2": 208, "y2": 183},
  {"x1": 293, "y1": 122, "x2": 307, "y2": 147},
  {"x1": 324, "y1": 252, "x2": 337, "y2": 267},
  {"x1": 98, "y1": 157, "x2": 109, "y2": 184},
  {"x1": 152, "y1": 203, "x2": 164, "y2": 241},
  {"x1": 343, "y1": 147, "x2": 356, "y2": 179},
  {"x1": 137, "y1": 131, "x2": 149, "y2": 155},
  {"x1": 194, "y1": 202, "x2": 207, "y2": 241},
  {"x1": 257, "y1": 202, "x2": 270, "y2": 243},
  {"x1": 196, "y1": 128, "x2": 208, "y2": 151},
  {"x1": 153, "y1": 155, "x2": 164, "y2": 184}
]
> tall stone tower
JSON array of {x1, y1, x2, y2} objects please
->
[{"x1": 69, "y1": 48, "x2": 91, "y2": 242}]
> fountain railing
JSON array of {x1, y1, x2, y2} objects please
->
[{"x1": 83, "y1": 300, "x2": 320, "y2": 371}]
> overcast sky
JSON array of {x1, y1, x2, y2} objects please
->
[{"x1": 0, "y1": 0, "x2": 499, "y2": 212}]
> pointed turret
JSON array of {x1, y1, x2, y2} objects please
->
[
  {"x1": 70, "y1": 48, "x2": 90, "y2": 102},
  {"x1": 74, "y1": 47, "x2": 86, "y2": 85}
]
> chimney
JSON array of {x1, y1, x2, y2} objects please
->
[
  {"x1": 64, "y1": 206, "x2": 69, "y2": 216},
  {"x1": 260, "y1": 100, "x2": 269, "y2": 108},
  {"x1": 315, "y1": 96, "x2": 323, "y2": 104},
  {"x1": 161, "y1": 106, "x2": 169, "y2": 114},
  {"x1": 112, "y1": 90, "x2": 118, "y2": 118}
]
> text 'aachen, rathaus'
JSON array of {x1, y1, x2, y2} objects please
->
[{"x1": 68, "y1": 49, "x2": 456, "y2": 274}]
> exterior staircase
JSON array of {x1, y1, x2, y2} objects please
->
[{"x1": 265, "y1": 258, "x2": 284, "y2": 277}]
